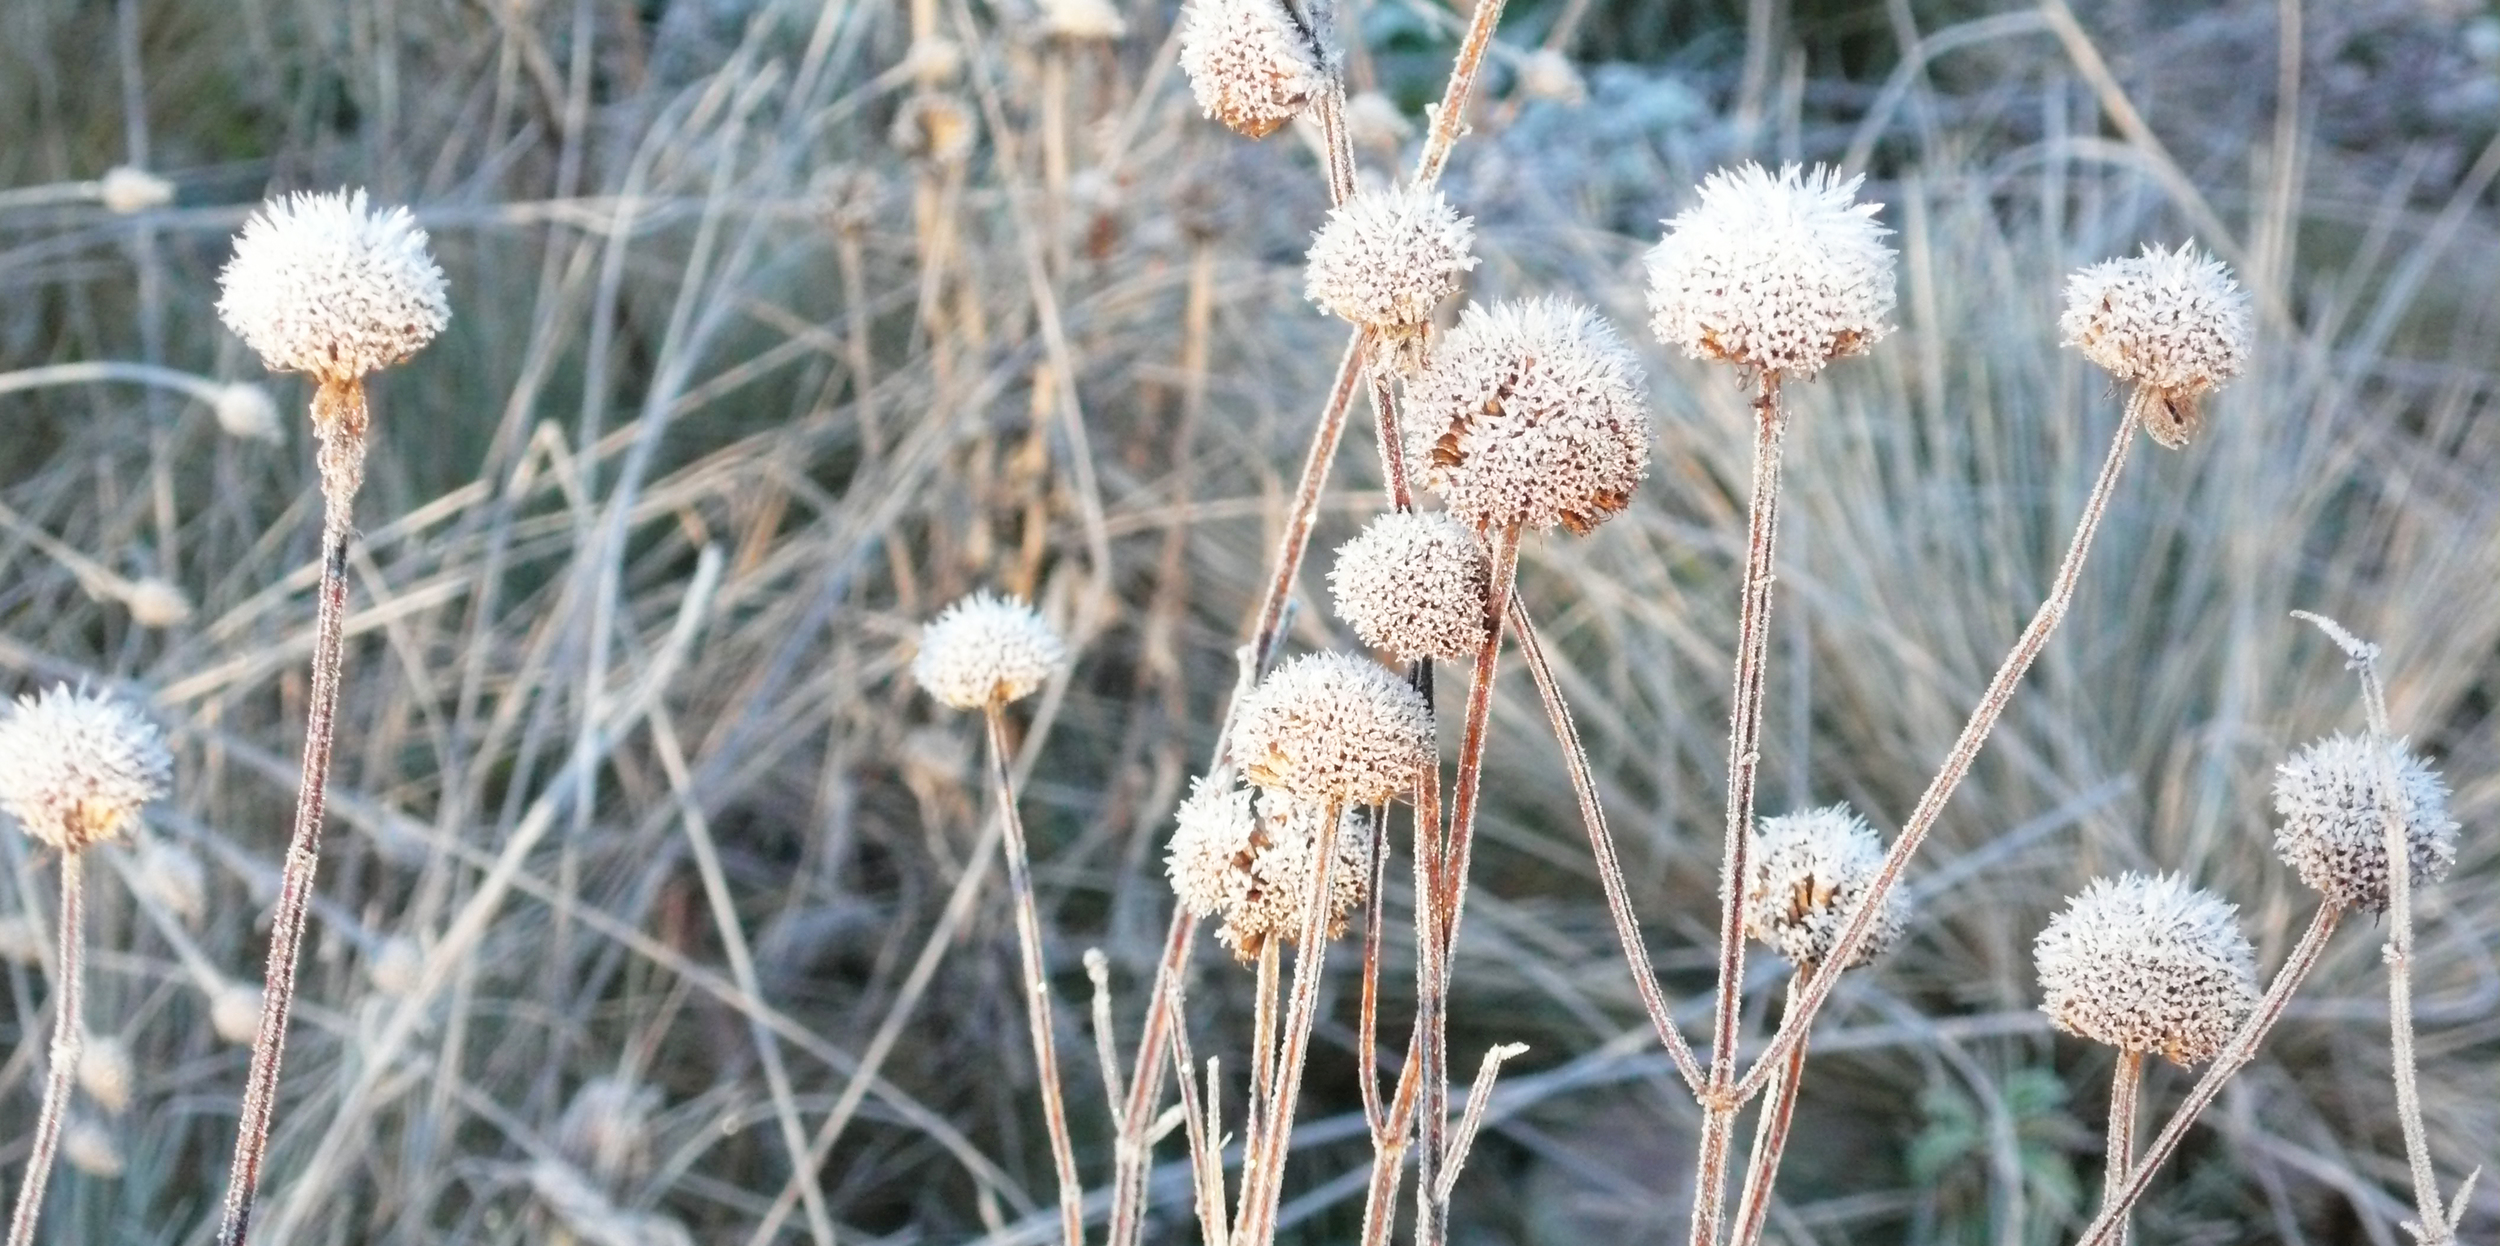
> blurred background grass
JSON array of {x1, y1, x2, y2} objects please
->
[{"x1": 2, "y1": 0, "x2": 2497, "y2": 1242}]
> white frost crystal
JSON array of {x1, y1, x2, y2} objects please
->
[
  {"x1": 2059, "y1": 242, "x2": 2252, "y2": 448},
  {"x1": 1645, "y1": 163, "x2": 1896, "y2": 379},
  {"x1": 2272, "y1": 733, "x2": 2458, "y2": 912},
  {"x1": 910, "y1": 591, "x2": 1067, "y2": 710},
  {"x1": 0, "y1": 684, "x2": 172, "y2": 853},
  {"x1": 216, "y1": 189, "x2": 450, "y2": 385},
  {"x1": 2034, "y1": 873, "x2": 2258, "y2": 1065}
]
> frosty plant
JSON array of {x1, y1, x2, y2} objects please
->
[
  {"x1": 0, "y1": 685, "x2": 171, "y2": 1246},
  {"x1": 211, "y1": 188, "x2": 449, "y2": 1246}
]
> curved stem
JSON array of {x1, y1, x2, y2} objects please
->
[
  {"x1": 984, "y1": 705, "x2": 1086, "y2": 1246},
  {"x1": 2101, "y1": 1050, "x2": 2144, "y2": 1246},
  {"x1": 4, "y1": 853, "x2": 84, "y2": 1246},
  {"x1": 1728, "y1": 972, "x2": 1811, "y2": 1246}
]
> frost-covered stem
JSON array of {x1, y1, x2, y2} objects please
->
[
  {"x1": 2075, "y1": 903, "x2": 2343, "y2": 1246},
  {"x1": 1511, "y1": 599, "x2": 1705, "y2": 1091},
  {"x1": 1368, "y1": 367, "x2": 1413, "y2": 512},
  {"x1": 1412, "y1": 0, "x2": 1510, "y2": 186},
  {"x1": 1359, "y1": 1033, "x2": 1422, "y2": 1246},
  {"x1": 1236, "y1": 800, "x2": 1346, "y2": 1246},
  {"x1": 983, "y1": 706, "x2": 1086, "y2": 1246},
  {"x1": 4, "y1": 854, "x2": 83, "y2": 1246},
  {"x1": 1315, "y1": 81, "x2": 1359, "y2": 209},
  {"x1": 1743, "y1": 391, "x2": 2146, "y2": 1103},
  {"x1": 1694, "y1": 373, "x2": 1791, "y2": 1246},
  {"x1": 1727, "y1": 973, "x2": 1811, "y2": 1246},
  {"x1": 220, "y1": 378, "x2": 369, "y2": 1246},
  {"x1": 2100, "y1": 1050, "x2": 2144, "y2": 1246},
  {"x1": 1358, "y1": 811, "x2": 1393, "y2": 1136},
  {"x1": 1162, "y1": 980, "x2": 1229, "y2": 1246}
]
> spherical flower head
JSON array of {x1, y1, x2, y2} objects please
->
[
  {"x1": 1305, "y1": 184, "x2": 1477, "y2": 340},
  {"x1": 2034, "y1": 873, "x2": 2259, "y2": 1065},
  {"x1": 1216, "y1": 790, "x2": 1371, "y2": 958},
  {"x1": 210, "y1": 982, "x2": 265, "y2": 1045},
  {"x1": 216, "y1": 189, "x2": 450, "y2": 386},
  {"x1": 910, "y1": 591, "x2": 1067, "y2": 710},
  {"x1": 1328, "y1": 511, "x2": 1489, "y2": 662},
  {"x1": 2059, "y1": 242, "x2": 2252, "y2": 448},
  {"x1": 77, "y1": 1033, "x2": 134, "y2": 1114},
  {"x1": 0, "y1": 684, "x2": 173, "y2": 854},
  {"x1": 1404, "y1": 297, "x2": 1652, "y2": 535},
  {"x1": 1038, "y1": 0, "x2": 1127, "y2": 39},
  {"x1": 1231, "y1": 652, "x2": 1434, "y2": 805},
  {"x1": 1742, "y1": 803, "x2": 1907, "y2": 969},
  {"x1": 2271, "y1": 733, "x2": 2458, "y2": 912},
  {"x1": 212, "y1": 382, "x2": 283, "y2": 442},
  {"x1": 1177, "y1": 0, "x2": 1328, "y2": 139},
  {"x1": 99, "y1": 166, "x2": 174, "y2": 215},
  {"x1": 1644, "y1": 163, "x2": 1896, "y2": 379},
  {"x1": 62, "y1": 1118, "x2": 123, "y2": 1179},
  {"x1": 1166, "y1": 770, "x2": 1261, "y2": 920}
]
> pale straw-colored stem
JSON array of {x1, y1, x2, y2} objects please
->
[
  {"x1": 1160, "y1": 980, "x2": 1230, "y2": 1246},
  {"x1": 1235, "y1": 799, "x2": 1347, "y2": 1246},
  {"x1": 1727, "y1": 972, "x2": 1812, "y2": 1246},
  {"x1": 984, "y1": 705, "x2": 1087, "y2": 1246},
  {"x1": 1357, "y1": 811, "x2": 1393, "y2": 1138},
  {"x1": 220, "y1": 377, "x2": 370, "y2": 1246},
  {"x1": 1436, "y1": 1042, "x2": 1528, "y2": 1202},
  {"x1": 1741, "y1": 389, "x2": 2148, "y2": 1103},
  {"x1": 1412, "y1": 0, "x2": 1511, "y2": 186},
  {"x1": 4, "y1": 853, "x2": 84, "y2": 1246},
  {"x1": 2101, "y1": 1049, "x2": 2144, "y2": 1246}
]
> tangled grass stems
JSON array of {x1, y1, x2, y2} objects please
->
[{"x1": 2, "y1": 852, "x2": 81, "y2": 1246}]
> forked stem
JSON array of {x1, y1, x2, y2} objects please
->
[
  {"x1": 1727, "y1": 972, "x2": 1812, "y2": 1246},
  {"x1": 983, "y1": 705, "x2": 1087, "y2": 1246},
  {"x1": 4, "y1": 853, "x2": 84, "y2": 1246}
]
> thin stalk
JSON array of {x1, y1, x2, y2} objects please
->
[
  {"x1": 1358, "y1": 808, "x2": 1393, "y2": 1137},
  {"x1": 1728, "y1": 973, "x2": 1813, "y2": 1246},
  {"x1": 2101, "y1": 1050, "x2": 2144, "y2": 1246},
  {"x1": 983, "y1": 705, "x2": 1086, "y2": 1246},
  {"x1": 2074, "y1": 903, "x2": 2342, "y2": 1246},
  {"x1": 1412, "y1": 0, "x2": 1511, "y2": 186},
  {"x1": 1162, "y1": 980, "x2": 1229, "y2": 1246},
  {"x1": 1436, "y1": 1041, "x2": 1528, "y2": 1202},
  {"x1": 220, "y1": 377, "x2": 370, "y2": 1246},
  {"x1": 1695, "y1": 373, "x2": 1792, "y2": 1246},
  {"x1": 1742, "y1": 390, "x2": 2148, "y2": 1102},
  {"x1": 4, "y1": 853, "x2": 83, "y2": 1246},
  {"x1": 1235, "y1": 799, "x2": 1347, "y2": 1246},
  {"x1": 1358, "y1": 1034, "x2": 1422, "y2": 1246}
]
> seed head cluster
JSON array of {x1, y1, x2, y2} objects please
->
[
  {"x1": 2034, "y1": 873, "x2": 2258, "y2": 1065},
  {"x1": 1177, "y1": 0, "x2": 1328, "y2": 139},
  {"x1": 2059, "y1": 243, "x2": 2252, "y2": 448},
  {"x1": 1329, "y1": 511, "x2": 1489, "y2": 663},
  {"x1": 911, "y1": 591, "x2": 1067, "y2": 710},
  {"x1": 2272, "y1": 733, "x2": 2458, "y2": 912},
  {"x1": 1404, "y1": 297, "x2": 1652, "y2": 535},
  {"x1": 1742, "y1": 804, "x2": 1906, "y2": 969},
  {"x1": 0, "y1": 684, "x2": 173, "y2": 854},
  {"x1": 1165, "y1": 771, "x2": 1372, "y2": 959},
  {"x1": 1644, "y1": 163, "x2": 1896, "y2": 380},
  {"x1": 1230, "y1": 651, "x2": 1434, "y2": 805},
  {"x1": 1304, "y1": 183, "x2": 1476, "y2": 339},
  {"x1": 216, "y1": 189, "x2": 450, "y2": 386}
]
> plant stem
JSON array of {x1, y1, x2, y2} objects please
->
[
  {"x1": 4, "y1": 853, "x2": 83, "y2": 1246},
  {"x1": 2103, "y1": 1050, "x2": 2144, "y2": 1246},
  {"x1": 1235, "y1": 799, "x2": 1348, "y2": 1246},
  {"x1": 1727, "y1": 972, "x2": 1812, "y2": 1246},
  {"x1": 1412, "y1": 0, "x2": 1511, "y2": 186},
  {"x1": 1161, "y1": 979, "x2": 1229, "y2": 1246},
  {"x1": 984, "y1": 705, "x2": 1087, "y2": 1246},
  {"x1": 219, "y1": 378, "x2": 369, "y2": 1246}
]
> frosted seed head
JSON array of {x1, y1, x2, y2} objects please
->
[
  {"x1": 99, "y1": 166, "x2": 174, "y2": 214},
  {"x1": 124, "y1": 578, "x2": 193, "y2": 629},
  {"x1": 1742, "y1": 803, "x2": 1907, "y2": 969},
  {"x1": 1644, "y1": 163, "x2": 1896, "y2": 380},
  {"x1": 910, "y1": 591, "x2": 1067, "y2": 710},
  {"x1": 2272, "y1": 733, "x2": 2458, "y2": 912},
  {"x1": 1230, "y1": 652, "x2": 1435, "y2": 805},
  {"x1": 0, "y1": 684, "x2": 173, "y2": 854},
  {"x1": 1215, "y1": 791, "x2": 1373, "y2": 960},
  {"x1": 216, "y1": 189, "x2": 449, "y2": 386},
  {"x1": 1038, "y1": 0, "x2": 1127, "y2": 39},
  {"x1": 2034, "y1": 873, "x2": 2259, "y2": 1065},
  {"x1": 1404, "y1": 297, "x2": 1652, "y2": 534},
  {"x1": 1328, "y1": 510, "x2": 1489, "y2": 662},
  {"x1": 2059, "y1": 242, "x2": 2252, "y2": 448},
  {"x1": 1305, "y1": 184, "x2": 1477, "y2": 341},
  {"x1": 1165, "y1": 770, "x2": 1261, "y2": 919},
  {"x1": 128, "y1": 834, "x2": 207, "y2": 924},
  {"x1": 890, "y1": 93, "x2": 978, "y2": 165},
  {"x1": 1177, "y1": 0, "x2": 1328, "y2": 139},
  {"x1": 62, "y1": 1119, "x2": 124, "y2": 1178},
  {"x1": 210, "y1": 981, "x2": 264, "y2": 1045},
  {"x1": 212, "y1": 382, "x2": 283, "y2": 442},
  {"x1": 1516, "y1": 49, "x2": 1585, "y2": 104},
  {"x1": 77, "y1": 1033, "x2": 134, "y2": 1114},
  {"x1": 557, "y1": 1076, "x2": 661, "y2": 1187}
]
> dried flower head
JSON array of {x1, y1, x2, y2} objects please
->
[
  {"x1": 0, "y1": 684, "x2": 172, "y2": 854},
  {"x1": 1216, "y1": 790, "x2": 1372, "y2": 958},
  {"x1": 123, "y1": 578, "x2": 193, "y2": 629},
  {"x1": 210, "y1": 980, "x2": 264, "y2": 1046},
  {"x1": 1743, "y1": 803, "x2": 1906, "y2": 969},
  {"x1": 2059, "y1": 243, "x2": 2253, "y2": 448},
  {"x1": 2272, "y1": 733, "x2": 2458, "y2": 912},
  {"x1": 1328, "y1": 510, "x2": 1489, "y2": 662},
  {"x1": 1644, "y1": 163, "x2": 1896, "y2": 379},
  {"x1": 370, "y1": 936, "x2": 425, "y2": 996},
  {"x1": 911, "y1": 591, "x2": 1067, "y2": 710},
  {"x1": 211, "y1": 382, "x2": 283, "y2": 442},
  {"x1": 1305, "y1": 183, "x2": 1477, "y2": 342},
  {"x1": 216, "y1": 190, "x2": 450, "y2": 386},
  {"x1": 62, "y1": 1118, "x2": 123, "y2": 1179},
  {"x1": 1404, "y1": 297, "x2": 1652, "y2": 534},
  {"x1": 128, "y1": 834, "x2": 207, "y2": 923},
  {"x1": 1177, "y1": 0, "x2": 1328, "y2": 139},
  {"x1": 2035, "y1": 873, "x2": 2258, "y2": 1065},
  {"x1": 1038, "y1": 0, "x2": 1127, "y2": 39},
  {"x1": 99, "y1": 166, "x2": 174, "y2": 215},
  {"x1": 76, "y1": 1033, "x2": 134, "y2": 1114},
  {"x1": 1231, "y1": 652, "x2": 1434, "y2": 805},
  {"x1": 1166, "y1": 770, "x2": 1260, "y2": 920},
  {"x1": 1516, "y1": 49, "x2": 1586, "y2": 105},
  {"x1": 890, "y1": 93, "x2": 978, "y2": 165}
]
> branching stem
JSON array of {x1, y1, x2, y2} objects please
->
[{"x1": 1728, "y1": 972, "x2": 1812, "y2": 1246}]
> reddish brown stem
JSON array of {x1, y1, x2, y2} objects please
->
[{"x1": 4, "y1": 853, "x2": 84, "y2": 1246}]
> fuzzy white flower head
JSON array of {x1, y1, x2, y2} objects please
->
[
  {"x1": 2034, "y1": 873, "x2": 2258, "y2": 1065},
  {"x1": 77, "y1": 1033, "x2": 135, "y2": 1114},
  {"x1": 911, "y1": 591, "x2": 1066, "y2": 710},
  {"x1": 1645, "y1": 163, "x2": 1896, "y2": 380},
  {"x1": 99, "y1": 166, "x2": 174, "y2": 215},
  {"x1": 0, "y1": 685, "x2": 173, "y2": 854},
  {"x1": 1231, "y1": 652, "x2": 1434, "y2": 805},
  {"x1": 1177, "y1": 0, "x2": 1328, "y2": 139},
  {"x1": 1404, "y1": 297, "x2": 1652, "y2": 535},
  {"x1": 2272, "y1": 733, "x2": 2458, "y2": 912},
  {"x1": 1218, "y1": 790, "x2": 1372, "y2": 958},
  {"x1": 123, "y1": 578, "x2": 193, "y2": 629},
  {"x1": 212, "y1": 382, "x2": 283, "y2": 442},
  {"x1": 1742, "y1": 803, "x2": 1907, "y2": 969},
  {"x1": 62, "y1": 1119, "x2": 124, "y2": 1179},
  {"x1": 1328, "y1": 511, "x2": 1489, "y2": 663},
  {"x1": 1038, "y1": 0, "x2": 1127, "y2": 39},
  {"x1": 1166, "y1": 770, "x2": 1260, "y2": 919},
  {"x1": 2059, "y1": 242, "x2": 2252, "y2": 448},
  {"x1": 210, "y1": 981, "x2": 265, "y2": 1045},
  {"x1": 216, "y1": 189, "x2": 450, "y2": 386},
  {"x1": 1305, "y1": 184, "x2": 1477, "y2": 339}
]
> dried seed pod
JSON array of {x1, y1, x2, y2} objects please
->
[
  {"x1": 2059, "y1": 242, "x2": 2252, "y2": 448},
  {"x1": 1645, "y1": 162, "x2": 1896, "y2": 380},
  {"x1": 1304, "y1": 183, "x2": 1477, "y2": 341},
  {"x1": 215, "y1": 189, "x2": 450, "y2": 387},
  {"x1": 2034, "y1": 873, "x2": 2258, "y2": 1066},
  {"x1": 0, "y1": 684, "x2": 173, "y2": 854},
  {"x1": 210, "y1": 981, "x2": 265, "y2": 1046},
  {"x1": 62, "y1": 1118, "x2": 124, "y2": 1178},
  {"x1": 1230, "y1": 652, "x2": 1434, "y2": 806},
  {"x1": 212, "y1": 382, "x2": 283, "y2": 442},
  {"x1": 1328, "y1": 511, "x2": 1489, "y2": 663},
  {"x1": 1166, "y1": 770, "x2": 1260, "y2": 920},
  {"x1": 1177, "y1": 0, "x2": 1328, "y2": 139},
  {"x1": 76, "y1": 1033, "x2": 135, "y2": 1114},
  {"x1": 1742, "y1": 803, "x2": 1906, "y2": 969},
  {"x1": 2272, "y1": 733, "x2": 2458, "y2": 912},
  {"x1": 910, "y1": 591, "x2": 1067, "y2": 710},
  {"x1": 1213, "y1": 790, "x2": 1372, "y2": 959}
]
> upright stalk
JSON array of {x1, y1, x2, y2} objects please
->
[
  {"x1": 1727, "y1": 973, "x2": 1812, "y2": 1246},
  {"x1": 4, "y1": 853, "x2": 84, "y2": 1246},
  {"x1": 982, "y1": 706, "x2": 1087, "y2": 1246},
  {"x1": 2101, "y1": 1050, "x2": 2145, "y2": 1246},
  {"x1": 220, "y1": 378, "x2": 370, "y2": 1246},
  {"x1": 1234, "y1": 800, "x2": 1348, "y2": 1245}
]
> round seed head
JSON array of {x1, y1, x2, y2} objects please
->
[
  {"x1": 216, "y1": 189, "x2": 450, "y2": 386},
  {"x1": 1403, "y1": 297, "x2": 1652, "y2": 535},
  {"x1": 62, "y1": 1118, "x2": 124, "y2": 1179},
  {"x1": 1177, "y1": 0, "x2": 1328, "y2": 139},
  {"x1": 212, "y1": 383, "x2": 283, "y2": 442},
  {"x1": 1742, "y1": 803, "x2": 1907, "y2": 969},
  {"x1": 128, "y1": 834, "x2": 207, "y2": 924},
  {"x1": 2059, "y1": 242, "x2": 2252, "y2": 448},
  {"x1": 1328, "y1": 510, "x2": 1489, "y2": 663},
  {"x1": 2034, "y1": 873, "x2": 2258, "y2": 1065},
  {"x1": 1166, "y1": 770, "x2": 1260, "y2": 920},
  {"x1": 1038, "y1": 0, "x2": 1127, "y2": 39},
  {"x1": 77, "y1": 1033, "x2": 134, "y2": 1114},
  {"x1": 124, "y1": 578, "x2": 192, "y2": 629},
  {"x1": 557, "y1": 1076, "x2": 661, "y2": 1187},
  {"x1": 0, "y1": 684, "x2": 173, "y2": 854},
  {"x1": 2272, "y1": 733, "x2": 2458, "y2": 912},
  {"x1": 1214, "y1": 790, "x2": 1372, "y2": 959},
  {"x1": 0, "y1": 914, "x2": 43, "y2": 964},
  {"x1": 210, "y1": 981, "x2": 264, "y2": 1046},
  {"x1": 1305, "y1": 184, "x2": 1477, "y2": 337},
  {"x1": 370, "y1": 936, "x2": 425, "y2": 996},
  {"x1": 910, "y1": 591, "x2": 1067, "y2": 710},
  {"x1": 1644, "y1": 163, "x2": 1896, "y2": 379},
  {"x1": 98, "y1": 166, "x2": 174, "y2": 215},
  {"x1": 1230, "y1": 652, "x2": 1434, "y2": 805},
  {"x1": 890, "y1": 93, "x2": 978, "y2": 165}
]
